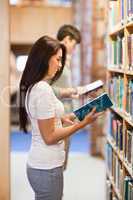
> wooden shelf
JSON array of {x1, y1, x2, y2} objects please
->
[
  {"x1": 107, "y1": 67, "x2": 133, "y2": 75},
  {"x1": 107, "y1": 137, "x2": 133, "y2": 178},
  {"x1": 107, "y1": 170, "x2": 122, "y2": 200},
  {"x1": 109, "y1": 21, "x2": 133, "y2": 37},
  {"x1": 109, "y1": 23, "x2": 124, "y2": 37},
  {"x1": 106, "y1": 1, "x2": 133, "y2": 200},
  {"x1": 126, "y1": 21, "x2": 133, "y2": 28},
  {"x1": 111, "y1": 107, "x2": 133, "y2": 127},
  {"x1": 107, "y1": 137, "x2": 123, "y2": 163},
  {"x1": 107, "y1": 67, "x2": 124, "y2": 74},
  {"x1": 124, "y1": 69, "x2": 133, "y2": 75}
]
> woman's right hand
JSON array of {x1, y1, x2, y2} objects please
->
[{"x1": 81, "y1": 107, "x2": 104, "y2": 127}]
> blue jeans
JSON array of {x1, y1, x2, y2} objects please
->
[{"x1": 27, "y1": 166, "x2": 63, "y2": 200}]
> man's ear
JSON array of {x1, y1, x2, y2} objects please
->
[{"x1": 63, "y1": 35, "x2": 71, "y2": 44}]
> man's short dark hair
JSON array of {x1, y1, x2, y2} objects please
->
[{"x1": 57, "y1": 24, "x2": 81, "y2": 44}]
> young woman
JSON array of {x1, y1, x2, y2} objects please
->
[{"x1": 19, "y1": 35, "x2": 102, "y2": 200}]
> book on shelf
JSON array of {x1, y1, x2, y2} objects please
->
[
  {"x1": 77, "y1": 80, "x2": 104, "y2": 95},
  {"x1": 109, "y1": 1, "x2": 119, "y2": 30},
  {"x1": 127, "y1": 0, "x2": 133, "y2": 18},
  {"x1": 108, "y1": 75, "x2": 124, "y2": 110},
  {"x1": 124, "y1": 176, "x2": 133, "y2": 200},
  {"x1": 126, "y1": 79, "x2": 133, "y2": 116},
  {"x1": 125, "y1": 129, "x2": 133, "y2": 168},
  {"x1": 109, "y1": 112, "x2": 123, "y2": 151},
  {"x1": 127, "y1": 34, "x2": 133, "y2": 70},
  {"x1": 107, "y1": 36, "x2": 125, "y2": 69},
  {"x1": 73, "y1": 92, "x2": 113, "y2": 121},
  {"x1": 107, "y1": 142, "x2": 133, "y2": 199},
  {"x1": 120, "y1": 0, "x2": 124, "y2": 22}
]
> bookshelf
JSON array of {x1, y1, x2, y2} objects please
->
[{"x1": 106, "y1": 0, "x2": 133, "y2": 199}]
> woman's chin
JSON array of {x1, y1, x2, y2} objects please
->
[{"x1": 52, "y1": 72, "x2": 57, "y2": 77}]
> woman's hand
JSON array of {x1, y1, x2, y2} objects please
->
[
  {"x1": 81, "y1": 107, "x2": 104, "y2": 127},
  {"x1": 61, "y1": 113, "x2": 76, "y2": 126}
]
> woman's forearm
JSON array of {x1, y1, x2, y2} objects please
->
[{"x1": 47, "y1": 121, "x2": 86, "y2": 144}]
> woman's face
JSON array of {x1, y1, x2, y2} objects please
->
[{"x1": 48, "y1": 48, "x2": 62, "y2": 78}]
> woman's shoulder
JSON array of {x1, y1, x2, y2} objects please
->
[
  {"x1": 34, "y1": 81, "x2": 51, "y2": 91},
  {"x1": 31, "y1": 81, "x2": 54, "y2": 99}
]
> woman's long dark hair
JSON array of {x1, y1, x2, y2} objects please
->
[{"x1": 19, "y1": 35, "x2": 66, "y2": 133}]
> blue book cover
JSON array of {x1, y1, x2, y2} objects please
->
[{"x1": 74, "y1": 93, "x2": 113, "y2": 121}]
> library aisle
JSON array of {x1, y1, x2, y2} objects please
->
[{"x1": 11, "y1": 153, "x2": 105, "y2": 200}]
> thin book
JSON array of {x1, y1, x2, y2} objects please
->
[
  {"x1": 77, "y1": 80, "x2": 104, "y2": 95},
  {"x1": 73, "y1": 92, "x2": 113, "y2": 121}
]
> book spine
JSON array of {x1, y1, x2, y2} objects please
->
[
  {"x1": 127, "y1": 35, "x2": 132, "y2": 69},
  {"x1": 131, "y1": 35, "x2": 133, "y2": 69}
]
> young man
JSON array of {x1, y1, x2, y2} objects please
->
[{"x1": 52, "y1": 24, "x2": 81, "y2": 169}]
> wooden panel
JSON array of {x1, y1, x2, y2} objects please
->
[
  {"x1": 0, "y1": 1, "x2": 10, "y2": 200},
  {"x1": 10, "y1": 5, "x2": 73, "y2": 44}
]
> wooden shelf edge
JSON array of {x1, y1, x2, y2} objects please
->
[
  {"x1": 107, "y1": 137, "x2": 123, "y2": 163},
  {"x1": 126, "y1": 20, "x2": 133, "y2": 28},
  {"x1": 107, "y1": 67, "x2": 133, "y2": 75},
  {"x1": 107, "y1": 137, "x2": 133, "y2": 178},
  {"x1": 107, "y1": 67, "x2": 124, "y2": 74},
  {"x1": 110, "y1": 107, "x2": 133, "y2": 127},
  {"x1": 109, "y1": 24, "x2": 124, "y2": 36},
  {"x1": 108, "y1": 20, "x2": 133, "y2": 36},
  {"x1": 107, "y1": 171, "x2": 122, "y2": 200}
]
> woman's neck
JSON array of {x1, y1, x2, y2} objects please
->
[
  {"x1": 42, "y1": 76, "x2": 51, "y2": 84},
  {"x1": 43, "y1": 75, "x2": 51, "y2": 81}
]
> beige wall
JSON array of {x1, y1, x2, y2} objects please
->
[
  {"x1": 10, "y1": 5, "x2": 73, "y2": 44},
  {"x1": 0, "y1": 1, "x2": 10, "y2": 200}
]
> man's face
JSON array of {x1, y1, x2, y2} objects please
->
[{"x1": 63, "y1": 36, "x2": 77, "y2": 54}]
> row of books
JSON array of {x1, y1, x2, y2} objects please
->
[
  {"x1": 108, "y1": 76, "x2": 133, "y2": 119},
  {"x1": 107, "y1": 36, "x2": 125, "y2": 68},
  {"x1": 113, "y1": 153, "x2": 123, "y2": 193},
  {"x1": 124, "y1": 128, "x2": 133, "y2": 168},
  {"x1": 109, "y1": 0, "x2": 133, "y2": 30},
  {"x1": 106, "y1": 143, "x2": 133, "y2": 199},
  {"x1": 108, "y1": 75, "x2": 124, "y2": 110},
  {"x1": 127, "y1": 0, "x2": 133, "y2": 18},
  {"x1": 108, "y1": 111, "x2": 133, "y2": 168},
  {"x1": 109, "y1": 1, "x2": 123, "y2": 31},
  {"x1": 106, "y1": 176, "x2": 133, "y2": 200},
  {"x1": 127, "y1": 34, "x2": 133, "y2": 70},
  {"x1": 109, "y1": 112, "x2": 123, "y2": 151},
  {"x1": 107, "y1": 34, "x2": 133, "y2": 70}
]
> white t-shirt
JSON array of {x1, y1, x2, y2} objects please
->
[{"x1": 25, "y1": 81, "x2": 65, "y2": 169}]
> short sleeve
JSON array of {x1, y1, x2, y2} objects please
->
[
  {"x1": 35, "y1": 85, "x2": 55, "y2": 119},
  {"x1": 52, "y1": 86, "x2": 61, "y2": 98}
]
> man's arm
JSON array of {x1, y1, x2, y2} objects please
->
[{"x1": 53, "y1": 86, "x2": 77, "y2": 99}]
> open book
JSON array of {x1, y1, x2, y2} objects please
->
[
  {"x1": 73, "y1": 93, "x2": 113, "y2": 121},
  {"x1": 77, "y1": 80, "x2": 104, "y2": 95}
]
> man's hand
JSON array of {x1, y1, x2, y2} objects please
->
[
  {"x1": 60, "y1": 87, "x2": 78, "y2": 98},
  {"x1": 61, "y1": 113, "x2": 76, "y2": 126}
]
